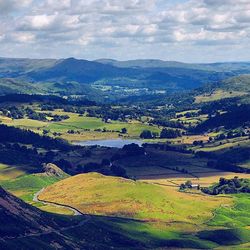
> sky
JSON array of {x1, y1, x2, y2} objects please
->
[{"x1": 0, "y1": 0, "x2": 250, "y2": 62}]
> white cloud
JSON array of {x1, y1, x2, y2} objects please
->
[
  {"x1": 11, "y1": 32, "x2": 35, "y2": 43},
  {"x1": 0, "y1": 0, "x2": 250, "y2": 62},
  {"x1": 0, "y1": 0, "x2": 32, "y2": 14}
]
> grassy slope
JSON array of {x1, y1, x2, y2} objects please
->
[
  {"x1": 208, "y1": 194, "x2": 250, "y2": 228},
  {"x1": 40, "y1": 172, "x2": 250, "y2": 248},
  {"x1": 1, "y1": 173, "x2": 73, "y2": 215},
  {"x1": 195, "y1": 90, "x2": 247, "y2": 103},
  {"x1": 195, "y1": 74, "x2": 250, "y2": 103},
  {"x1": 40, "y1": 173, "x2": 230, "y2": 223}
]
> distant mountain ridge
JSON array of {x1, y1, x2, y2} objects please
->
[
  {"x1": 1, "y1": 57, "x2": 250, "y2": 100},
  {"x1": 95, "y1": 58, "x2": 250, "y2": 71}
]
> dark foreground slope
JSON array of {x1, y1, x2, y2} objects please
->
[
  {"x1": 0, "y1": 186, "x2": 84, "y2": 249},
  {"x1": 0, "y1": 187, "x2": 145, "y2": 250}
]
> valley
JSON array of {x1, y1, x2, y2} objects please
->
[{"x1": 0, "y1": 58, "x2": 249, "y2": 250}]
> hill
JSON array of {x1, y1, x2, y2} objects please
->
[
  {"x1": 0, "y1": 78, "x2": 45, "y2": 95},
  {"x1": 195, "y1": 74, "x2": 250, "y2": 103},
  {"x1": 40, "y1": 172, "x2": 228, "y2": 222},
  {"x1": 96, "y1": 59, "x2": 250, "y2": 72},
  {"x1": 25, "y1": 57, "x2": 232, "y2": 91}
]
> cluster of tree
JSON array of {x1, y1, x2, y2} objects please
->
[
  {"x1": 140, "y1": 130, "x2": 158, "y2": 139},
  {"x1": 75, "y1": 160, "x2": 127, "y2": 178},
  {"x1": 122, "y1": 143, "x2": 145, "y2": 156},
  {"x1": 218, "y1": 147, "x2": 250, "y2": 165},
  {"x1": 51, "y1": 114, "x2": 70, "y2": 122},
  {"x1": 86, "y1": 105, "x2": 144, "y2": 121},
  {"x1": 143, "y1": 143, "x2": 192, "y2": 154},
  {"x1": 0, "y1": 106, "x2": 24, "y2": 119},
  {"x1": 202, "y1": 177, "x2": 250, "y2": 195},
  {"x1": 194, "y1": 104, "x2": 250, "y2": 132},
  {"x1": 0, "y1": 124, "x2": 72, "y2": 151},
  {"x1": 25, "y1": 107, "x2": 47, "y2": 121},
  {"x1": 213, "y1": 129, "x2": 249, "y2": 141},
  {"x1": 153, "y1": 118, "x2": 185, "y2": 129},
  {"x1": 63, "y1": 106, "x2": 85, "y2": 115},
  {"x1": 0, "y1": 142, "x2": 42, "y2": 167},
  {"x1": 139, "y1": 128, "x2": 182, "y2": 139},
  {"x1": 176, "y1": 111, "x2": 199, "y2": 119},
  {"x1": 0, "y1": 94, "x2": 68, "y2": 104},
  {"x1": 198, "y1": 98, "x2": 239, "y2": 116},
  {"x1": 193, "y1": 140, "x2": 205, "y2": 146},
  {"x1": 0, "y1": 106, "x2": 69, "y2": 122},
  {"x1": 212, "y1": 160, "x2": 249, "y2": 173},
  {"x1": 160, "y1": 128, "x2": 182, "y2": 138}
]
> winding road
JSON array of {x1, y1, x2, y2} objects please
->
[{"x1": 33, "y1": 188, "x2": 82, "y2": 216}]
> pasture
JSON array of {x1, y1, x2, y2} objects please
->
[
  {"x1": 40, "y1": 172, "x2": 231, "y2": 224},
  {"x1": 39, "y1": 172, "x2": 250, "y2": 248},
  {"x1": 195, "y1": 90, "x2": 248, "y2": 103},
  {"x1": 0, "y1": 109, "x2": 161, "y2": 141}
]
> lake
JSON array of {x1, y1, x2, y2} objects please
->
[{"x1": 73, "y1": 138, "x2": 143, "y2": 148}]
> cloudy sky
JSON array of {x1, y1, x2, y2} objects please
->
[{"x1": 0, "y1": 0, "x2": 250, "y2": 62}]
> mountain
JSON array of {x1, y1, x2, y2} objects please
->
[
  {"x1": 1, "y1": 57, "x2": 250, "y2": 100},
  {"x1": 96, "y1": 59, "x2": 250, "y2": 72},
  {"x1": 220, "y1": 74, "x2": 250, "y2": 92},
  {"x1": 0, "y1": 57, "x2": 56, "y2": 78},
  {"x1": 95, "y1": 59, "x2": 190, "y2": 69},
  {"x1": 26, "y1": 57, "x2": 134, "y2": 83}
]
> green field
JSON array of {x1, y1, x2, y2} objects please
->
[
  {"x1": 1, "y1": 110, "x2": 161, "y2": 141},
  {"x1": 208, "y1": 194, "x2": 250, "y2": 228}
]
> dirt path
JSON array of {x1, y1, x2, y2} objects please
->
[{"x1": 33, "y1": 188, "x2": 82, "y2": 216}]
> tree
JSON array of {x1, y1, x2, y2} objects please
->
[
  {"x1": 179, "y1": 183, "x2": 186, "y2": 190},
  {"x1": 102, "y1": 158, "x2": 111, "y2": 166},
  {"x1": 111, "y1": 165, "x2": 127, "y2": 177},
  {"x1": 121, "y1": 128, "x2": 127, "y2": 134},
  {"x1": 122, "y1": 143, "x2": 145, "y2": 156},
  {"x1": 140, "y1": 130, "x2": 152, "y2": 139}
]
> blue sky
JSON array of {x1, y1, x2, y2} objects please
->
[{"x1": 0, "y1": 0, "x2": 250, "y2": 62}]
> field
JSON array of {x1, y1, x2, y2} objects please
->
[
  {"x1": 1, "y1": 109, "x2": 161, "y2": 141},
  {"x1": 114, "y1": 147, "x2": 250, "y2": 192},
  {"x1": 195, "y1": 90, "x2": 248, "y2": 103},
  {"x1": 171, "y1": 110, "x2": 208, "y2": 127},
  {"x1": 194, "y1": 136, "x2": 250, "y2": 153},
  {"x1": 40, "y1": 173, "x2": 231, "y2": 222}
]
